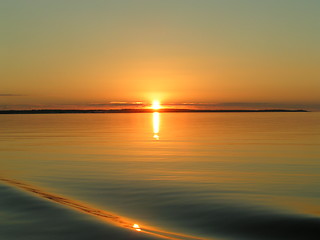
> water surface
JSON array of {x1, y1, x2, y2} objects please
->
[{"x1": 0, "y1": 112, "x2": 319, "y2": 239}]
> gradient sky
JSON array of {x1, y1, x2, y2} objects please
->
[{"x1": 1, "y1": 0, "x2": 319, "y2": 110}]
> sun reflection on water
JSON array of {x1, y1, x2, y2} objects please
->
[
  {"x1": 132, "y1": 223, "x2": 141, "y2": 232},
  {"x1": 153, "y1": 112, "x2": 160, "y2": 140}
]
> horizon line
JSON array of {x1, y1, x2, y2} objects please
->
[{"x1": 0, "y1": 108, "x2": 309, "y2": 114}]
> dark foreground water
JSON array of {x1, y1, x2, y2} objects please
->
[{"x1": 0, "y1": 112, "x2": 319, "y2": 240}]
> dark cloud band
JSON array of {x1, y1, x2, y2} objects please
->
[{"x1": 0, "y1": 94, "x2": 24, "y2": 97}]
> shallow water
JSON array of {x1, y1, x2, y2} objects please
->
[{"x1": 0, "y1": 112, "x2": 319, "y2": 240}]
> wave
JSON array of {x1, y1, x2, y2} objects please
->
[
  {"x1": 0, "y1": 177, "x2": 211, "y2": 240},
  {"x1": 1, "y1": 177, "x2": 320, "y2": 240}
]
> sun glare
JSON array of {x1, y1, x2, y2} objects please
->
[{"x1": 152, "y1": 100, "x2": 161, "y2": 110}]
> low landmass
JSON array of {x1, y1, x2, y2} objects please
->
[{"x1": 0, "y1": 109, "x2": 309, "y2": 114}]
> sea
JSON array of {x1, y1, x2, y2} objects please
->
[{"x1": 0, "y1": 112, "x2": 319, "y2": 240}]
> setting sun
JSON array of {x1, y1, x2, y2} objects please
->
[{"x1": 152, "y1": 101, "x2": 161, "y2": 110}]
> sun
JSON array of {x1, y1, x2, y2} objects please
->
[{"x1": 151, "y1": 100, "x2": 161, "y2": 110}]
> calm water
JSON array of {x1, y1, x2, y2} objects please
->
[{"x1": 0, "y1": 112, "x2": 319, "y2": 240}]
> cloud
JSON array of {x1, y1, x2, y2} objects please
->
[
  {"x1": 0, "y1": 94, "x2": 25, "y2": 97},
  {"x1": 86, "y1": 102, "x2": 147, "y2": 107},
  {"x1": 162, "y1": 102, "x2": 319, "y2": 111},
  {"x1": 216, "y1": 102, "x2": 320, "y2": 109}
]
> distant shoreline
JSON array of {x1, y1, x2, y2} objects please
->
[{"x1": 0, "y1": 109, "x2": 309, "y2": 114}]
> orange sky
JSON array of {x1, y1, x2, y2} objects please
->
[{"x1": 1, "y1": 1, "x2": 319, "y2": 110}]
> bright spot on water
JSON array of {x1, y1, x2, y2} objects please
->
[{"x1": 133, "y1": 223, "x2": 141, "y2": 231}]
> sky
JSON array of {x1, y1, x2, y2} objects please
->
[{"x1": 1, "y1": 0, "x2": 319, "y2": 110}]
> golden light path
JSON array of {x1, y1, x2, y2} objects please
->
[
  {"x1": 153, "y1": 112, "x2": 160, "y2": 140},
  {"x1": 0, "y1": 177, "x2": 211, "y2": 240}
]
